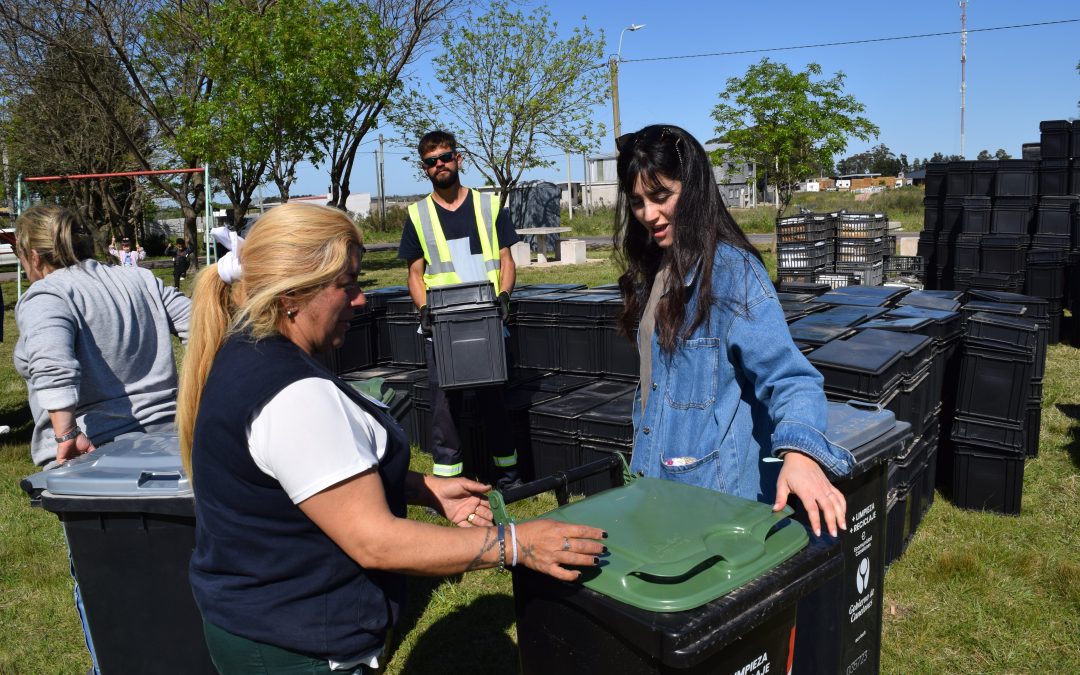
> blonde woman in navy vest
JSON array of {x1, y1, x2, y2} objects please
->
[{"x1": 178, "y1": 202, "x2": 604, "y2": 673}]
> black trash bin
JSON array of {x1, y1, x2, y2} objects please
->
[
  {"x1": 502, "y1": 474, "x2": 841, "y2": 674},
  {"x1": 21, "y1": 433, "x2": 215, "y2": 674},
  {"x1": 791, "y1": 402, "x2": 912, "y2": 675}
]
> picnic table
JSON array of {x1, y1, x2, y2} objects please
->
[{"x1": 515, "y1": 226, "x2": 571, "y2": 264}]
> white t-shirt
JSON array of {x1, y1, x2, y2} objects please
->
[{"x1": 247, "y1": 377, "x2": 388, "y2": 504}]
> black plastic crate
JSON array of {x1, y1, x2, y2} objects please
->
[
  {"x1": 515, "y1": 292, "x2": 574, "y2": 318},
  {"x1": 898, "y1": 291, "x2": 961, "y2": 312},
  {"x1": 954, "y1": 344, "x2": 1033, "y2": 422},
  {"x1": 826, "y1": 284, "x2": 910, "y2": 304},
  {"x1": 961, "y1": 196, "x2": 992, "y2": 233},
  {"x1": 966, "y1": 290, "x2": 1049, "y2": 319},
  {"x1": 1021, "y1": 143, "x2": 1041, "y2": 161},
  {"x1": 807, "y1": 339, "x2": 905, "y2": 399},
  {"x1": 980, "y1": 234, "x2": 1029, "y2": 274},
  {"x1": 1039, "y1": 120, "x2": 1072, "y2": 160},
  {"x1": 599, "y1": 322, "x2": 639, "y2": 378},
  {"x1": 776, "y1": 213, "x2": 834, "y2": 243},
  {"x1": 577, "y1": 394, "x2": 636, "y2": 444},
  {"x1": 529, "y1": 380, "x2": 638, "y2": 436},
  {"x1": 510, "y1": 319, "x2": 560, "y2": 371},
  {"x1": 994, "y1": 160, "x2": 1038, "y2": 197},
  {"x1": 970, "y1": 272, "x2": 1025, "y2": 293},
  {"x1": 1024, "y1": 399, "x2": 1041, "y2": 459},
  {"x1": 884, "y1": 256, "x2": 926, "y2": 281},
  {"x1": 835, "y1": 259, "x2": 884, "y2": 287},
  {"x1": 814, "y1": 271, "x2": 861, "y2": 289},
  {"x1": 796, "y1": 304, "x2": 889, "y2": 328},
  {"x1": 1038, "y1": 160, "x2": 1071, "y2": 197},
  {"x1": 925, "y1": 163, "x2": 947, "y2": 198},
  {"x1": 942, "y1": 197, "x2": 964, "y2": 233},
  {"x1": 426, "y1": 281, "x2": 496, "y2": 311},
  {"x1": 336, "y1": 315, "x2": 375, "y2": 373},
  {"x1": 777, "y1": 292, "x2": 818, "y2": 303},
  {"x1": 1036, "y1": 196, "x2": 1077, "y2": 235},
  {"x1": 431, "y1": 306, "x2": 506, "y2": 388},
  {"x1": 990, "y1": 198, "x2": 1035, "y2": 235},
  {"x1": 951, "y1": 446, "x2": 1024, "y2": 515},
  {"x1": 923, "y1": 197, "x2": 943, "y2": 232},
  {"x1": 836, "y1": 212, "x2": 888, "y2": 239},
  {"x1": 555, "y1": 321, "x2": 601, "y2": 375},
  {"x1": 778, "y1": 240, "x2": 833, "y2": 269},
  {"x1": 970, "y1": 162, "x2": 997, "y2": 197},
  {"x1": 776, "y1": 281, "x2": 833, "y2": 295},
  {"x1": 778, "y1": 270, "x2": 821, "y2": 285},
  {"x1": 1025, "y1": 263, "x2": 1066, "y2": 299},
  {"x1": 950, "y1": 415, "x2": 1026, "y2": 454},
  {"x1": 556, "y1": 294, "x2": 621, "y2": 321},
  {"x1": 577, "y1": 440, "x2": 632, "y2": 496},
  {"x1": 952, "y1": 233, "x2": 982, "y2": 272},
  {"x1": 964, "y1": 312, "x2": 1039, "y2": 354},
  {"x1": 387, "y1": 316, "x2": 427, "y2": 367},
  {"x1": 818, "y1": 291, "x2": 887, "y2": 308},
  {"x1": 848, "y1": 329, "x2": 933, "y2": 379},
  {"x1": 886, "y1": 305, "x2": 964, "y2": 342},
  {"x1": 946, "y1": 161, "x2": 974, "y2": 196},
  {"x1": 787, "y1": 322, "x2": 856, "y2": 347},
  {"x1": 834, "y1": 237, "x2": 884, "y2": 265}
]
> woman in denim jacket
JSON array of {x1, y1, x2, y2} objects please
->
[{"x1": 614, "y1": 125, "x2": 854, "y2": 538}]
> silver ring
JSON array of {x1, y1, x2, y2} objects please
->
[
  {"x1": 562, "y1": 537, "x2": 571, "y2": 552},
  {"x1": 467, "y1": 513, "x2": 476, "y2": 524}
]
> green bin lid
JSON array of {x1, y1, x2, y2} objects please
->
[{"x1": 540, "y1": 477, "x2": 808, "y2": 612}]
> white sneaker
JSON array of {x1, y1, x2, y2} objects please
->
[{"x1": 0, "y1": 425, "x2": 10, "y2": 435}]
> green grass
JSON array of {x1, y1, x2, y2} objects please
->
[{"x1": 2, "y1": 253, "x2": 1079, "y2": 673}]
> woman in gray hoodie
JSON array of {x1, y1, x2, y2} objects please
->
[{"x1": 14, "y1": 204, "x2": 191, "y2": 466}]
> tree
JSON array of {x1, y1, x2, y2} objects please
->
[
  {"x1": 1, "y1": 37, "x2": 151, "y2": 252},
  {"x1": 836, "y1": 143, "x2": 903, "y2": 177},
  {"x1": 322, "y1": 0, "x2": 467, "y2": 211},
  {"x1": 994, "y1": 148, "x2": 1012, "y2": 160},
  {"x1": 0, "y1": 0, "x2": 214, "y2": 256},
  {"x1": 712, "y1": 58, "x2": 878, "y2": 215},
  {"x1": 929, "y1": 152, "x2": 964, "y2": 163},
  {"x1": 172, "y1": 0, "x2": 393, "y2": 222},
  {"x1": 389, "y1": 1, "x2": 607, "y2": 194},
  {"x1": 976, "y1": 149, "x2": 993, "y2": 160}
]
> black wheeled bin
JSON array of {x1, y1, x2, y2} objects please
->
[
  {"x1": 505, "y1": 476, "x2": 841, "y2": 674},
  {"x1": 792, "y1": 402, "x2": 912, "y2": 675},
  {"x1": 21, "y1": 433, "x2": 214, "y2": 674}
]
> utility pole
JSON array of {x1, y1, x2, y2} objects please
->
[
  {"x1": 960, "y1": 0, "x2": 967, "y2": 158},
  {"x1": 582, "y1": 155, "x2": 591, "y2": 214},
  {"x1": 565, "y1": 151, "x2": 573, "y2": 220},
  {"x1": 372, "y1": 150, "x2": 380, "y2": 222},
  {"x1": 610, "y1": 23, "x2": 645, "y2": 144},
  {"x1": 378, "y1": 133, "x2": 387, "y2": 221}
]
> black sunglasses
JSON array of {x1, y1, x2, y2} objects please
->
[
  {"x1": 616, "y1": 127, "x2": 682, "y2": 166},
  {"x1": 420, "y1": 151, "x2": 456, "y2": 168}
]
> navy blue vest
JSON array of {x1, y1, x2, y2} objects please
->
[{"x1": 189, "y1": 333, "x2": 409, "y2": 660}]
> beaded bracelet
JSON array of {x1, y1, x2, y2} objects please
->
[{"x1": 496, "y1": 523, "x2": 506, "y2": 573}]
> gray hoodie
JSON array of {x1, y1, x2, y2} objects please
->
[{"x1": 14, "y1": 260, "x2": 191, "y2": 465}]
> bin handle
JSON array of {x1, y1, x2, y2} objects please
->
[
  {"x1": 488, "y1": 455, "x2": 634, "y2": 525},
  {"x1": 136, "y1": 471, "x2": 183, "y2": 488},
  {"x1": 628, "y1": 506, "x2": 795, "y2": 580}
]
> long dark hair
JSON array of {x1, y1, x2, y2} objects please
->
[{"x1": 613, "y1": 125, "x2": 760, "y2": 352}]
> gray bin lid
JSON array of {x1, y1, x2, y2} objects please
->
[
  {"x1": 25, "y1": 433, "x2": 192, "y2": 514},
  {"x1": 825, "y1": 401, "x2": 909, "y2": 469}
]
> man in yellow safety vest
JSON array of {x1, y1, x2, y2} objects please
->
[{"x1": 398, "y1": 130, "x2": 522, "y2": 489}]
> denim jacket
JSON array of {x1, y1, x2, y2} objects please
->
[{"x1": 630, "y1": 242, "x2": 854, "y2": 503}]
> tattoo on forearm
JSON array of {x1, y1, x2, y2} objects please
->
[{"x1": 465, "y1": 529, "x2": 497, "y2": 571}]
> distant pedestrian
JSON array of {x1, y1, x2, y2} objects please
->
[
  {"x1": 165, "y1": 237, "x2": 194, "y2": 289},
  {"x1": 109, "y1": 236, "x2": 145, "y2": 267}
]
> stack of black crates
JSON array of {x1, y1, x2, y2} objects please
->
[
  {"x1": 337, "y1": 283, "x2": 640, "y2": 488},
  {"x1": 784, "y1": 285, "x2": 951, "y2": 564},
  {"x1": 919, "y1": 119, "x2": 1080, "y2": 343},
  {"x1": 776, "y1": 211, "x2": 892, "y2": 288}
]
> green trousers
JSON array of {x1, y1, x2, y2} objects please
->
[{"x1": 202, "y1": 620, "x2": 379, "y2": 675}]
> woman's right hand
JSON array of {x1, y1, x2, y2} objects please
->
[
  {"x1": 514, "y1": 519, "x2": 607, "y2": 581},
  {"x1": 56, "y1": 432, "x2": 95, "y2": 463}
]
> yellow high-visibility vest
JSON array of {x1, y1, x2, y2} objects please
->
[{"x1": 407, "y1": 190, "x2": 502, "y2": 290}]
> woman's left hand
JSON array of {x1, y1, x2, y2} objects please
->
[
  {"x1": 773, "y1": 451, "x2": 846, "y2": 538},
  {"x1": 425, "y1": 476, "x2": 494, "y2": 528}
]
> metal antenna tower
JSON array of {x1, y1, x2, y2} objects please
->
[{"x1": 960, "y1": 0, "x2": 968, "y2": 158}]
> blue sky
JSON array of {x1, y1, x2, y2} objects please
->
[{"x1": 288, "y1": 0, "x2": 1080, "y2": 198}]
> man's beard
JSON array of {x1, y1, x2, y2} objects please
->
[{"x1": 430, "y1": 166, "x2": 459, "y2": 190}]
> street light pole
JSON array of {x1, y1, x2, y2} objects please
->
[{"x1": 610, "y1": 23, "x2": 645, "y2": 144}]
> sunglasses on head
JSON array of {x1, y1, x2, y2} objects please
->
[
  {"x1": 616, "y1": 127, "x2": 683, "y2": 167},
  {"x1": 421, "y1": 151, "x2": 456, "y2": 168}
]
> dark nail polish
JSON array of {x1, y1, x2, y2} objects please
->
[
  {"x1": 601, "y1": 546, "x2": 609, "y2": 554},
  {"x1": 593, "y1": 557, "x2": 600, "y2": 565},
  {"x1": 601, "y1": 531, "x2": 609, "y2": 539}
]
